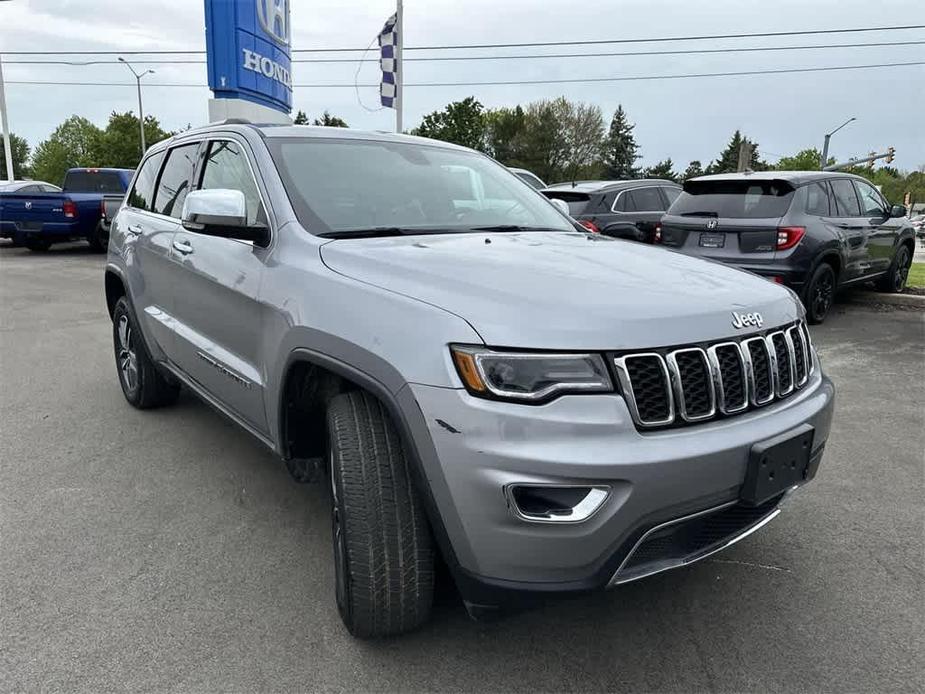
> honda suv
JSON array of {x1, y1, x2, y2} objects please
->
[
  {"x1": 660, "y1": 172, "x2": 916, "y2": 323},
  {"x1": 105, "y1": 124, "x2": 835, "y2": 638},
  {"x1": 542, "y1": 179, "x2": 680, "y2": 242}
]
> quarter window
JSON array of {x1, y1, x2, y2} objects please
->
[
  {"x1": 128, "y1": 151, "x2": 165, "y2": 212},
  {"x1": 830, "y1": 179, "x2": 861, "y2": 217},
  {"x1": 625, "y1": 187, "x2": 665, "y2": 212},
  {"x1": 661, "y1": 187, "x2": 681, "y2": 206},
  {"x1": 805, "y1": 182, "x2": 831, "y2": 216},
  {"x1": 854, "y1": 180, "x2": 887, "y2": 217},
  {"x1": 154, "y1": 144, "x2": 199, "y2": 218},
  {"x1": 199, "y1": 140, "x2": 265, "y2": 226}
]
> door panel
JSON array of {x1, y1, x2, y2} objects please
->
[
  {"x1": 854, "y1": 180, "x2": 896, "y2": 274},
  {"x1": 829, "y1": 178, "x2": 869, "y2": 280}
]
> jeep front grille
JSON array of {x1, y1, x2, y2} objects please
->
[{"x1": 613, "y1": 322, "x2": 813, "y2": 430}]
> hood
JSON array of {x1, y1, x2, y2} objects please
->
[{"x1": 320, "y1": 232, "x2": 802, "y2": 350}]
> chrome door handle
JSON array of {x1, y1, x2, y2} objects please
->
[
  {"x1": 127, "y1": 224, "x2": 143, "y2": 236},
  {"x1": 172, "y1": 240, "x2": 194, "y2": 255}
]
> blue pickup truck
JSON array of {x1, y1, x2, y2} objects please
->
[{"x1": 0, "y1": 167, "x2": 133, "y2": 252}]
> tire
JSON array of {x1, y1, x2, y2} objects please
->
[
  {"x1": 326, "y1": 390, "x2": 434, "y2": 638},
  {"x1": 25, "y1": 238, "x2": 51, "y2": 252},
  {"x1": 87, "y1": 222, "x2": 109, "y2": 253},
  {"x1": 112, "y1": 296, "x2": 180, "y2": 409},
  {"x1": 876, "y1": 244, "x2": 912, "y2": 293},
  {"x1": 803, "y1": 262, "x2": 836, "y2": 325}
]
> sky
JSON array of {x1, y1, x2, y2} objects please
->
[{"x1": 1, "y1": 0, "x2": 924, "y2": 171}]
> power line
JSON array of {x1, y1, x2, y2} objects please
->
[
  {"x1": 1, "y1": 24, "x2": 923, "y2": 55},
  {"x1": 4, "y1": 40, "x2": 924, "y2": 65},
  {"x1": 5, "y1": 60, "x2": 924, "y2": 88}
]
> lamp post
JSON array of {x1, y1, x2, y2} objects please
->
[
  {"x1": 118, "y1": 58, "x2": 154, "y2": 156},
  {"x1": 820, "y1": 117, "x2": 856, "y2": 170}
]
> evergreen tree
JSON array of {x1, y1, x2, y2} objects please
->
[
  {"x1": 293, "y1": 110, "x2": 309, "y2": 125},
  {"x1": 644, "y1": 158, "x2": 678, "y2": 182},
  {"x1": 706, "y1": 130, "x2": 765, "y2": 174},
  {"x1": 683, "y1": 160, "x2": 704, "y2": 180},
  {"x1": 601, "y1": 105, "x2": 640, "y2": 179},
  {"x1": 313, "y1": 111, "x2": 348, "y2": 127}
]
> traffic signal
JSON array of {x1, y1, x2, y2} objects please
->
[
  {"x1": 868, "y1": 152, "x2": 876, "y2": 170},
  {"x1": 885, "y1": 146, "x2": 895, "y2": 164}
]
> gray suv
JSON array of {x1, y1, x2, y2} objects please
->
[{"x1": 105, "y1": 123, "x2": 835, "y2": 638}]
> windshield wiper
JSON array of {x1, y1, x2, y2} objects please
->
[
  {"x1": 468, "y1": 225, "x2": 566, "y2": 232},
  {"x1": 679, "y1": 211, "x2": 719, "y2": 218},
  {"x1": 318, "y1": 227, "x2": 422, "y2": 239}
]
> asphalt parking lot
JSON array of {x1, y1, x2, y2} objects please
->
[{"x1": 1, "y1": 244, "x2": 923, "y2": 692}]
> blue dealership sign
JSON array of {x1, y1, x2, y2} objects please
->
[{"x1": 205, "y1": 0, "x2": 292, "y2": 114}]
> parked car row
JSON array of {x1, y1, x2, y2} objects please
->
[
  {"x1": 537, "y1": 171, "x2": 916, "y2": 323},
  {"x1": 0, "y1": 167, "x2": 133, "y2": 252}
]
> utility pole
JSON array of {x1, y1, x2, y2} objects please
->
[
  {"x1": 823, "y1": 147, "x2": 895, "y2": 172},
  {"x1": 118, "y1": 58, "x2": 154, "y2": 157},
  {"x1": 736, "y1": 139, "x2": 753, "y2": 172},
  {"x1": 820, "y1": 116, "x2": 856, "y2": 169},
  {"x1": 0, "y1": 55, "x2": 16, "y2": 182},
  {"x1": 395, "y1": 0, "x2": 404, "y2": 134}
]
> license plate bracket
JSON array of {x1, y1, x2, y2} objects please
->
[
  {"x1": 741, "y1": 424, "x2": 814, "y2": 506},
  {"x1": 699, "y1": 232, "x2": 725, "y2": 248}
]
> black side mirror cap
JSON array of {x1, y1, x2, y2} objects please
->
[{"x1": 890, "y1": 204, "x2": 907, "y2": 219}]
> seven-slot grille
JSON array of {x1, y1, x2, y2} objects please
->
[{"x1": 614, "y1": 322, "x2": 814, "y2": 429}]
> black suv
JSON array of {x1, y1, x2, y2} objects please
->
[
  {"x1": 542, "y1": 179, "x2": 681, "y2": 243},
  {"x1": 660, "y1": 172, "x2": 916, "y2": 323}
]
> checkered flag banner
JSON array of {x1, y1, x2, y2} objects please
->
[{"x1": 379, "y1": 13, "x2": 398, "y2": 109}]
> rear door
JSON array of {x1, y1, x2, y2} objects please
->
[
  {"x1": 168, "y1": 137, "x2": 272, "y2": 435},
  {"x1": 828, "y1": 178, "x2": 869, "y2": 280},
  {"x1": 660, "y1": 179, "x2": 794, "y2": 266},
  {"x1": 853, "y1": 179, "x2": 897, "y2": 274}
]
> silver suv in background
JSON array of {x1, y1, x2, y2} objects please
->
[{"x1": 105, "y1": 123, "x2": 835, "y2": 638}]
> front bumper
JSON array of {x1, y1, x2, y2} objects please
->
[{"x1": 407, "y1": 368, "x2": 834, "y2": 602}]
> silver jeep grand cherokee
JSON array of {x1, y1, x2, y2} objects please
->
[{"x1": 104, "y1": 123, "x2": 835, "y2": 638}]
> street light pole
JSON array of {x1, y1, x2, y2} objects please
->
[
  {"x1": 118, "y1": 58, "x2": 154, "y2": 157},
  {"x1": 820, "y1": 117, "x2": 856, "y2": 170},
  {"x1": 0, "y1": 54, "x2": 16, "y2": 182}
]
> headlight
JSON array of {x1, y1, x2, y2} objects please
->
[{"x1": 450, "y1": 346, "x2": 613, "y2": 403}]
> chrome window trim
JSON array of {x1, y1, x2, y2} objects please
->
[
  {"x1": 665, "y1": 347, "x2": 716, "y2": 422},
  {"x1": 707, "y1": 342, "x2": 750, "y2": 414},
  {"x1": 613, "y1": 353, "x2": 675, "y2": 427},
  {"x1": 767, "y1": 331, "x2": 795, "y2": 397},
  {"x1": 742, "y1": 336, "x2": 776, "y2": 406}
]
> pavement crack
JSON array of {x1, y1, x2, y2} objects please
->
[{"x1": 708, "y1": 558, "x2": 792, "y2": 573}]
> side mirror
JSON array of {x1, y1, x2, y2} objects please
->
[
  {"x1": 181, "y1": 189, "x2": 269, "y2": 245},
  {"x1": 889, "y1": 204, "x2": 907, "y2": 219},
  {"x1": 548, "y1": 198, "x2": 570, "y2": 216}
]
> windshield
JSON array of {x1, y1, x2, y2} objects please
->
[
  {"x1": 671, "y1": 179, "x2": 795, "y2": 219},
  {"x1": 269, "y1": 138, "x2": 573, "y2": 235}
]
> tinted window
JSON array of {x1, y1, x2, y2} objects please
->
[
  {"x1": 40, "y1": 184, "x2": 61, "y2": 193},
  {"x1": 17, "y1": 185, "x2": 40, "y2": 194},
  {"x1": 662, "y1": 187, "x2": 681, "y2": 206},
  {"x1": 154, "y1": 144, "x2": 199, "y2": 218},
  {"x1": 854, "y1": 180, "x2": 887, "y2": 217},
  {"x1": 626, "y1": 187, "x2": 666, "y2": 212},
  {"x1": 805, "y1": 182, "x2": 831, "y2": 216},
  {"x1": 128, "y1": 151, "x2": 165, "y2": 211},
  {"x1": 830, "y1": 179, "x2": 861, "y2": 217},
  {"x1": 544, "y1": 191, "x2": 592, "y2": 216},
  {"x1": 612, "y1": 192, "x2": 627, "y2": 212},
  {"x1": 199, "y1": 141, "x2": 265, "y2": 226},
  {"x1": 514, "y1": 171, "x2": 544, "y2": 190},
  {"x1": 63, "y1": 171, "x2": 125, "y2": 194},
  {"x1": 272, "y1": 140, "x2": 573, "y2": 234},
  {"x1": 671, "y1": 179, "x2": 795, "y2": 219}
]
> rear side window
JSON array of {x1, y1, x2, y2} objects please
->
[
  {"x1": 830, "y1": 179, "x2": 861, "y2": 217},
  {"x1": 805, "y1": 182, "x2": 831, "y2": 216},
  {"x1": 514, "y1": 171, "x2": 544, "y2": 190},
  {"x1": 854, "y1": 180, "x2": 887, "y2": 217},
  {"x1": 63, "y1": 171, "x2": 126, "y2": 194},
  {"x1": 543, "y1": 191, "x2": 591, "y2": 216},
  {"x1": 128, "y1": 151, "x2": 165, "y2": 211},
  {"x1": 625, "y1": 187, "x2": 666, "y2": 212},
  {"x1": 661, "y1": 187, "x2": 681, "y2": 206},
  {"x1": 154, "y1": 144, "x2": 200, "y2": 218},
  {"x1": 199, "y1": 140, "x2": 265, "y2": 226},
  {"x1": 672, "y1": 179, "x2": 795, "y2": 219}
]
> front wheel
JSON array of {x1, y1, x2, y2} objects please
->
[
  {"x1": 804, "y1": 262, "x2": 836, "y2": 324},
  {"x1": 326, "y1": 391, "x2": 434, "y2": 638},
  {"x1": 876, "y1": 245, "x2": 911, "y2": 293}
]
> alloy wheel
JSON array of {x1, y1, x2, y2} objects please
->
[
  {"x1": 813, "y1": 272, "x2": 834, "y2": 320},
  {"x1": 117, "y1": 315, "x2": 139, "y2": 392},
  {"x1": 894, "y1": 249, "x2": 910, "y2": 292}
]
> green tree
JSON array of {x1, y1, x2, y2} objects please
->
[
  {"x1": 484, "y1": 105, "x2": 527, "y2": 165},
  {"x1": 683, "y1": 160, "x2": 704, "y2": 180},
  {"x1": 706, "y1": 130, "x2": 766, "y2": 174},
  {"x1": 293, "y1": 110, "x2": 309, "y2": 125},
  {"x1": 644, "y1": 158, "x2": 678, "y2": 182},
  {"x1": 601, "y1": 105, "x2": 640, "y2": 179},
  {"x1": 555, "y1": 98, "x2": 605, "y2": 182},
  {"x1": 515, "y1": 99, "x2": 569, "y2": 183},
  {"x1": 97, "y1": 111, "x2": 171, "y2": 168},
  {"x1": 0, "y1": 132, "x2": 31, "y2": 179},
  {"x1": 411, "y1": 96, "x2": 486, "y2": 150},
  {"x1": 30, "y1": 116, "x2": 103, "y2": 185},
  {"x1": 313, "y1": 111, "x2": 348, "y2": 127},
  {"x1": 774, "y1": 148, "x2": 833, "y2": 171}
]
